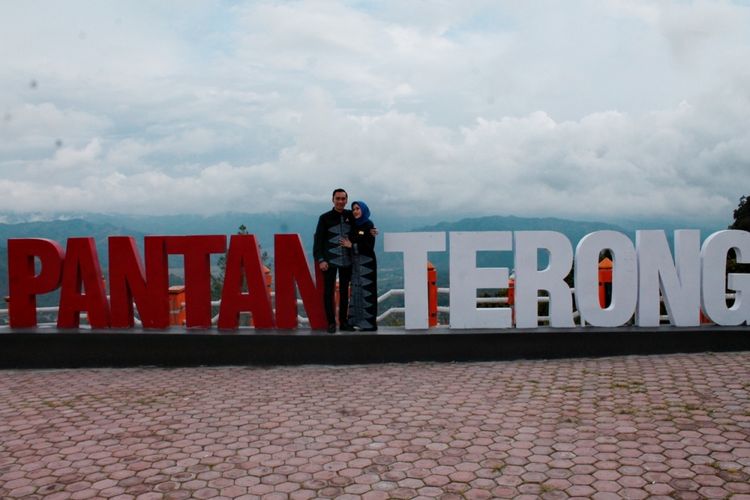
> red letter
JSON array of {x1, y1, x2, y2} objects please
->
[
  {"x1": 109, "y1": 236, "x2": 170, "y2": 328},
  {"x1": 166, "y1": 235, "x2": 226, "y2": 328},
  {"x1": 274, "y1": 234, "x2": 326, "y2": 329},
  {"x1": 57, "y1": 238, "x2": 110, "y2": 328},
  {"x1": 218, "y1": 234, "x2": 274, "y2": 329},
  {"x1": 8, "y1": 238, "x2": 64, "y2": 328}
]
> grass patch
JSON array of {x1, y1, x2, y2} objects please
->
[
  {"x1": 710, "y1": 461, "x2": 740, "y2": 473},
  {"x1": 540, "y1": 483, "x2": 558, "y2": 494},
  {"x1": 615, "y1": 407, "x2": 638, "y2": 415}
]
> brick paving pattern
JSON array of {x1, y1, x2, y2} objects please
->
[{"x1": 1, "y1": 352, "x2": 749, "y2": 499}]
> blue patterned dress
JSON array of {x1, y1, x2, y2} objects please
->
[{"x1": 348, "y1": 220, "x2": 378, "y2": 331}]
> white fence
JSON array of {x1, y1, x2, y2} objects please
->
[{"x1": 0, "y1": 287, "x2": 700, "y2": 329}]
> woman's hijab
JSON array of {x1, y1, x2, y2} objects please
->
[{"x1": 352, "y1": 200, "x2": 371, "y2": 226}]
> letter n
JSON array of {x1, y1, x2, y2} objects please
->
[
  {"x1": 108, "y1": 236, "x2": 170, "y2": 328},
  {"x1": 274, "y1": 234, "x2": 326, "y2": 329},
  {"x1": 218, "y1": 234, "x2": 274, "y2": 329},
  {"x1": 8, "y1": 238, "x2": 64, "y2": 328},
  {"x1": 58, "y1": 238, "x2": 110, "y2": 328}
]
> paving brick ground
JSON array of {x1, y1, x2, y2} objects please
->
[{"x1": 1, "y1": 352, "x2": 749, "y2": 500}]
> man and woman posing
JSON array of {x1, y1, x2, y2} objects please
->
[{"x1": 313, "y1": 188, "x2": 378, "y2": 333}]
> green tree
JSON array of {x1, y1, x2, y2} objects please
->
[
  {"x1": 730, "y1": 195, "x2": 750, "y2": 231},
  {"x1": 728, "y1": 195, "x2": 749, "y2": 274}
]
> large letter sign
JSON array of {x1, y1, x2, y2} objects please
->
[
  {"x1": 57, "y1": 237, "x2": 110, "y2": 328},
  {"x1": 108, "y1": 236, "x2": 170, "y2": 329},
  {"x1": 514, "y1": 231, "x2": 574, "y2": 328},
  {"x1": 384, "y1": 232, "x2": 446, "y2": 329},
  {"x1": 273, "y1": 234, "x2": 326, "y2": 329},
  {"x1": 636, "y1": 230, "x2": 700, "y2": 327},
  {"x1": 218, "y1": 234, "x2": 274, "y2": 329},
  {"x1": 5, "y1": 229, "x2": 749, "y2": 331},
  {"x1": 165, "y1": 236, "x2": 227, "y2": 328},
  {"x1": 8, "y1": 238, "x2": 64, "y2": 328},
  {"x1": 575, "y1": 231, "x2": 637, "y2": 327},
  {"x1": 701, "y1": 230, "x2": 750, "y2": 326},
  {"x1": 449, "y1": 232, "x2": 512, "y2": 328}
]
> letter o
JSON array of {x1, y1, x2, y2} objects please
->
[{"x1": 575, "y1": 231, "x2": 637, "y2": 327}]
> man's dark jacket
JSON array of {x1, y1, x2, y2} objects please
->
[{"x1": 313, "y1": 209, "x2": 353, "y2": 267}]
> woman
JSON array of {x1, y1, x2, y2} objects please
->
[{"x1": 341, "y1": 201, "x2": 378, "y2": 331}]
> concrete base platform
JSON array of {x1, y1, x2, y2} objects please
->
[{"x1": 1, "y1": 326, "x2": 749, "y2": 368}]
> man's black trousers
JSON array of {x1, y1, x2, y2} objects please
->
[{"x1": 322, "y1": 265, "x2": 352, "y2": 326}]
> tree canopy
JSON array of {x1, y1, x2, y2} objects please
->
[{"x1": 730, "y1": 195, "x2": 750, "y2": 231}]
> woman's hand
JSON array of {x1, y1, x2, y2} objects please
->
[{"x1": 340, "y1": 236, "x2": 352, "y2": 248}]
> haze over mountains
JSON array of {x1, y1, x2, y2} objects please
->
[{"x1": 0, "y1": 211, "x2": 728, "y2": 304}]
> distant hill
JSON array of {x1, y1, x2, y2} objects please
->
[
  {"x1": 0, "y1": 218, "x2": 138, "y2": 249},
  {"x1": 377, "y1": 215, "x2": 628, "y2": 287},
  {"x1": 415, "y1": 215, "x2": 625, "y2": 238},
  {"x1": 83, "y1": 211, "x2": 440, "y2": 254},
  {"x1": 84, "y1": 212, "x2": 319, "y2": 256}
]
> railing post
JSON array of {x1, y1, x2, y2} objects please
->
[
  {"x1": 263, "y1": 265, "x2": 272, "y2": 291},
  {"x1": 428, "y1": 261, "x2": 438, "y2": 327},
  {"x1": 248, "y1": 265, "x2": 274, "y2": 327},
  {"x1": 598, "y1": 257, "x2": 613, "y2": 308},
  {"x1": 508, "y1": 277, "x2": 515, "y2": 326},
  {"x1": 168, "y1": 286, "x2": 186, "y2": 327}
]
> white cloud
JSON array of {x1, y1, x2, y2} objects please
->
[
  {"x1": 49, "y1": 139, "x2": 103, "y2": 169},
  {"x1": 0, "y1": 103, "x2": 110, "y2": 153},
  {"x1": 1, "y1": 0, "x2": 749, "y2": 226}
]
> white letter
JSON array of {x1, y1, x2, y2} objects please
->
[
  {"x1": 636, "y1": 230, "x2": 700, "y2": 326},
  {"x1": 701, "y1": 230, "x2": 750, "y2": 326},
  {"x1": 575, "y1": 231, "x2": 637, "y2": 327},
  {"x1": 384, "y1": 232, "x2": 446, "y2": 329},
  {"x1": 514, "y1": 231, "x2": 574, "y2": 328},
  {"x1": 449, "y1": 232, "x2": 512, "y2": 329}
]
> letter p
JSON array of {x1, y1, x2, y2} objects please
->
[{"x1": 8, "y1": 238, "x2": 64, "y2": 328}]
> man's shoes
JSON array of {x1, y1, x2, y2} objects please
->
[
  {"x1": 339, "y1": 322, "x2": 356, "y2": 332},
  {"x1": 360, "y1": 327, "x2": 378, "y2": 332},
  {"x1": 327, "y1": 324, "x2": 336, "y2": 334}
]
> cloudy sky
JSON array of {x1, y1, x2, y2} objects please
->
[{"x1": 1, "y1": 0, "x2": 749, "y2": 225}]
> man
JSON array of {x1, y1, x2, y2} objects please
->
[{"x1": 314, "y1": 188, "x2": 355, "y2": 333}]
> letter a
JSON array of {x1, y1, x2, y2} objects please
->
[
  {"x1": 58, "y1": 237, "x2": 110, "y2": 328},
  {"x1": 218, "y1": 234, "x2": 274, "y2": 329}
]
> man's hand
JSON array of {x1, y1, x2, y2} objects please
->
[
  {"x1": 370, "y1": 227, "x2": 379, "y2": 237},
  {"x1": 319, "y1": 261, "x2": 329, "y2": 272}
]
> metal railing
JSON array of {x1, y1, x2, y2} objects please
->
[{"x1": 0, "y1": 288, "x2": 714, "y2": 329}]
